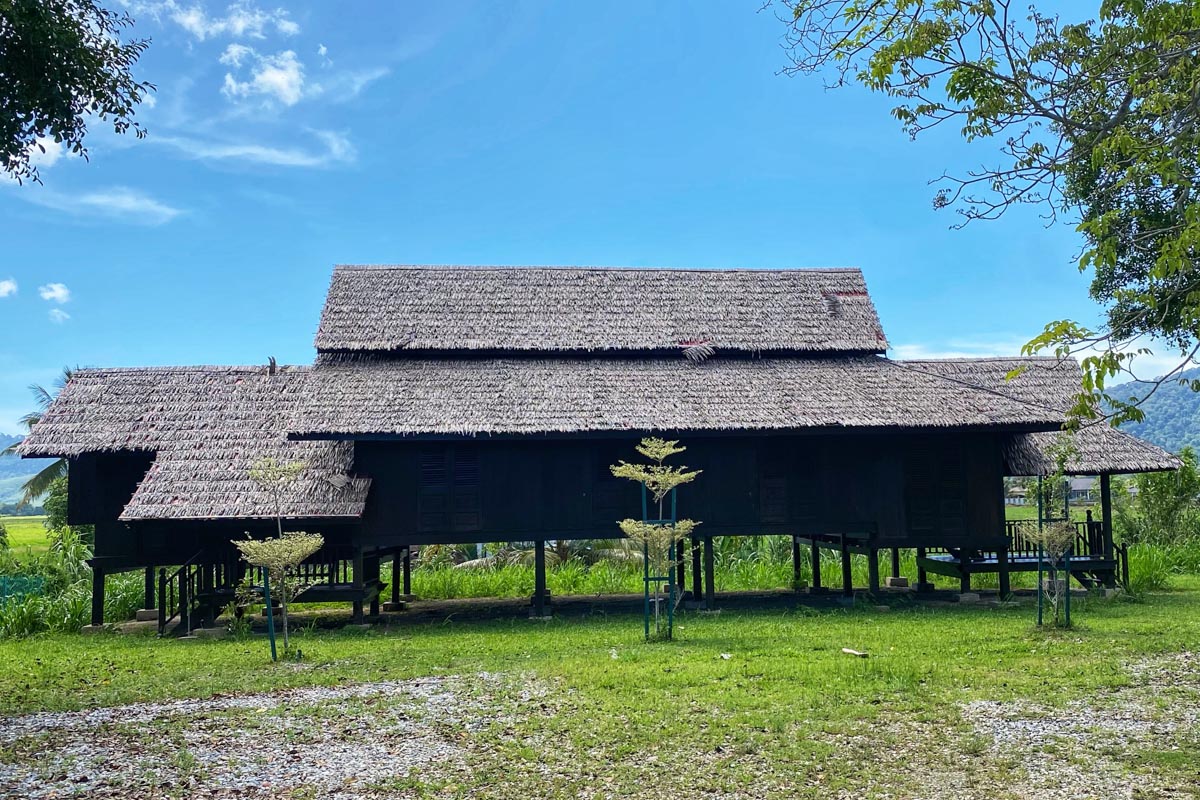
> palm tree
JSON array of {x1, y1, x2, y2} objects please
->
[{"x1": 0, "y1": 367, "x2": 75, "y2": 508}]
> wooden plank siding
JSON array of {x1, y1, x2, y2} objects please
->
[
  {"x1": 75, "y1": 432, "x2": 1008, "y2": 570},
  {"x1": 348, "y1": 432, "x2": 1007, "y2": 550}
]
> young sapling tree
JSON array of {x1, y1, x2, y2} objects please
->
[
  {"x1": 233, "y1": 458, "x2": 323, "y2": 656},
  {"x1": 611, "y1": 437, "x2": 701, "y2": 638}
]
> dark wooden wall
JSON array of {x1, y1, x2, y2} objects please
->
[
  {"x1": 353, "y1": 431, "x2": 1007, "y2": 549},
  {"x1": 74, "y1": 430, "x2": 1009, "y2": 569}
]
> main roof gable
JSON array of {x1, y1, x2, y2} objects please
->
[{"x1": 315, "y1": 265, "x2": 889, "y2": 355}]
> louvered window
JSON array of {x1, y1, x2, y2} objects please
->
[{"x1": 418, "y1": 448, "x2": 481, "y2": 532}]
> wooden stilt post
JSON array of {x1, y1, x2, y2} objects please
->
[
  {"x1": 792, "y1": 536, "x2": 802, "y2": 591},
  {"x1": 90, "y1": 567, "x2": 106, "y2": 628},
  {"x1": 351, "y1": 547, "x2": 365, "y2": 624},
  {"x1": 916, "y1": 546, "x2": 930, "y2": 591},
  {"x1": 890, "y1": 548, "x2": 901, "y2": 579},
  {"x1": 690, "y1": 535, "x2": 702, "y2": 602},
  {"x1": 676, "y1": 538, "x2": 687, "y2": 594},
  {"x1": 840, "y1": 536, "x2": 853, "y2": 598},
  {"x1": 959, "y1": 554, "x2": 972, "y2": 594},
  {"x1": 532, "y1": 539, "x2": 548, "y2": 618},
  {"x1": 703, "y1": 535, "x2": 715, "y2": 609},
  {"x1": 143, "y1": 567, "x2": 155, "y2": 610},
  {"x1": 810, "y1": 538, "x2": 822, "y2": 592},
  {"x1": 390, "y1": 554, "x2": 400, "y2": 604},
  {"x1": 403, "y1": 547, "x2": 412, "y2": 596},
  {"x1": 366, "y1": 555, "x2": 380, "y2": 617},
  {"x1": 867, "y1": 547, "x2": 880, "y2": 595},
  {"x1": 998, "y1": 547, "x2": 1011, "y2": 598},
  {"x1": 1100, "y1": 474, "x2": 1116, "y2": 588}
]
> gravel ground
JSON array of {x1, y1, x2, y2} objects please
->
[
  {"x1": 0, "y1": 674, "x2": 532, "y2": 800},
  {"x1": 961, "y1": 651, "x2": 1200, "y2": 800}
]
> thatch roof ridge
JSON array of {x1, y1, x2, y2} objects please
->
[
  {"x1": 331, "y1": 263, "x2": 867, "y2": 274},
  {"x1": 316, "y1": 264, "x2": 889, "y2": 355}
]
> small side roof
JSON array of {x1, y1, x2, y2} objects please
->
[
  {"x1": 902, "y1": 357, "x2": 1181, "y2": 475},
  {"x1": 315, "y1": 265, "x2": 890, "y2": 355},
  {"x1": 19, "y1": 367, "x2": 369, "y2": 521}
]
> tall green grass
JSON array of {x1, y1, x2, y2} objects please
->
[{"x1": 0, "y1": 528, "x2": 143, "y2": 637}]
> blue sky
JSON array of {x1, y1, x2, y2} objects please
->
[{"x1": 0, "y1": 1, "x2": 1122, "y2": 432}]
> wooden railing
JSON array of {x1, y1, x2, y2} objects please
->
[
  {"x1": 158, "y1": 555, "x2": 239, "y2": 636},
  {"x1": 158, "y1": 552, "x2": 204, "y2": 636},
  {"x1": 1004, "y1": 519, "x2": 1106, "y2": 559}
]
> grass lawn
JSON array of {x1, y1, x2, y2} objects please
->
[
  {"x1": 1, "y1": 580, "x2": 1198, "y2": 798},
  {"x1": 0, "y1": 516, "x2": 49, "y2": 557}
]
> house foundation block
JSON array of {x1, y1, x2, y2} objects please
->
[
  {"x1": 135, "y1": 608, "x2": 158, "y2": 622},
  {"x1": 884, "y1": 577, "x2": 909, "y2": 588},
  {"x1": 957, "y1": 592, "x2": 981, "y2": 604},
  {"x1": 382, "y1": 601, "x2": 408, "y2": 612}
]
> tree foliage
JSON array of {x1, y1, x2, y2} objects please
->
[
  {"x1": 233, "y1": 532, "x2": 325, "y2": 652},
  {"x1": 777, "y1": 0, "x2": 1200, "y2": 422},
  {"x1": 1, "y1": 0, "x2": 153, "y2": 183}
]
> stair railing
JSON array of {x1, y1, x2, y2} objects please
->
[{"x1": 158, "y1": 551, "x2": 205, "y2": 636}]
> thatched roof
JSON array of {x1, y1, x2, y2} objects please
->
[
  {"x1": 902, "y1": 357, "x2": 1181, "y2": 475},
  {"x1": 291, "y1": 353, "x2": 1062, "y2": 439},
  {"x1": 315, "y1": 265, "x2": 889, "y2": 355},
  {"x1": 18, "y1": 367, "x2": 370, "y2": 521}
]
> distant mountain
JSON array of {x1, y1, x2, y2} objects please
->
[
  {"x1": 1111, "y1": 367, "x2": 1200, "y2": 454},
  {"x1": 0, "y1": 433, "x2": 54, "y2": 506}
]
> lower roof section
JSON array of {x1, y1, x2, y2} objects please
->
[
  {"x1": 902, "y1": 357, "x2": 1181, "y2": 476},
  {"x1": 18, "y1": 366, "x2": 370, "y2": 522},
  {"x1": 289, "y1": 354, "x2": 1065, "y2": 439}
]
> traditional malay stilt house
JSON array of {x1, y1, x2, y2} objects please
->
[{"x1": 18, "y1": 266, "x2": 1179, "y2": 631}]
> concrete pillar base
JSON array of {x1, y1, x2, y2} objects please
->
[
  {"x1": 135, "y1": 608, "x2": 159, "y2": 622},
  {"x1": 381, "y1": 601, "x2": 408, "y2": 612},
  {"x1": 884, "y1": 577, "x2": 909, "y2": 588}
]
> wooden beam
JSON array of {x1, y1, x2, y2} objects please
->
[
  {"x1": 676, "y1": 538, "x2": 686, "y2": 593},
  {"x1": 959, "y1": 552, "x2": 972, "y2": 594},
  {"x1": 890, "y1": 548, "x2": 901, "y2": 579},
  {"x1": 367, "y1": 555, "x2": 381, "y2": 617},
  {"x1": 690, "y1": 535, "x2": 702, "y2": 601},
  {"x1": 916, "y1": 546, "x2": 929, "y2": 590},
  {"x1": 867, "y1": 547, "x2": 880, "y2": 595}
]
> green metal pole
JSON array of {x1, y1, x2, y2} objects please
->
[{"x1": 263, "y1": 569, "x2": 277, "y2": 662}]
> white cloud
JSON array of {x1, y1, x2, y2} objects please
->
[
  {"x1": 15, "y1": 184, "x2": 183, "y2": 225},
  {"x1": 153, "y1": 130, "x2": 355, "y2": 167},
  {"x1": 168, "y1": 1, "x2": 299, "y2": 41},
  {"x1": 38, "y1": 283, "x2": 71, "y2": 304},
  {"x1": 0, "y1": 279, "x2": 16, "y2": 298},
  {"x1": 222, "y1": 48, "x2": 305, "y2": 106},
  {"x1": 47, "y1": 308, "x2": 70, "y2": 324},
  {"x1": 28, "y1": 137, "x2": 64, "y2": 169},
  {"x1": 308, "y1": 67, "x2": 390, "y2": 102},
  {"x1": 219, "y1": 42, "x2": 254, "y2": 67}
]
